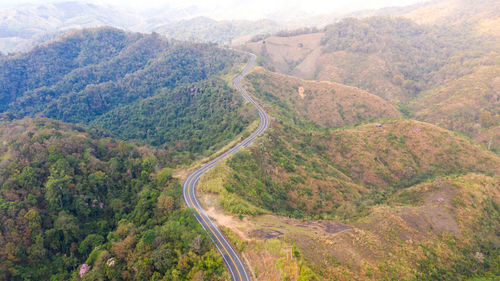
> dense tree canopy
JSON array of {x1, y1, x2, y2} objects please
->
[
  {"x1": 0, "y1": 27, "x2": 254, "y2": 161},
  {"x1": 0, "y1": 118, "x2": 227, "y2": 280}
]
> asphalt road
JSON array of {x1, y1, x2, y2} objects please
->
[{"x1": 182, "y1": 52, "x2": 269, "y2": 281}]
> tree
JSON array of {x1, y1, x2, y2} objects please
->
[
  {"x1": 45, "y1": 158, "x2": 73, "y2": 209},
  {"x1": 79, "y1": 234, "x2": 105, "y2": 256},
  {"x1": 16, "y1": 166, "x2": 40, "y2": 190},
  {"x1": 24, "y1": 209, "x2": 41, "y2": 230},
  {"x1": 157, "y1": 193, "x2": 175, "y2": 214},
  {"x1": 157, "y1": 168, "x2": 173, "y2": 186}
]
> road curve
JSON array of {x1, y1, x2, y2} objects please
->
[{"x1": 182, "y1": 52, "x2": 269, "y2": 281}]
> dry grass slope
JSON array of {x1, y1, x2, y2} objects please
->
[
  {"x1": 244, "y1": 67, "x2": 401, "y2": 128},
  {"x1": 325, "y1": 119, "x2": 500, "y2": 188},
  {"x1": 413, "y1": 64, "x2": 500, "y2": 142}
]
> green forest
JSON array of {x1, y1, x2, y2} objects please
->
[
  {"x1": 0, "y1": 27, "x2": 252, "y2": 280},
  {"x1": 93, "y1": 78, "x2": 256, "y2": 162},
  {"x1": 0, "y1": 27, "x2": 254, "y2": 162},
  {"x1": 0, "y1": 118, "x2": 228, "y2": 280}
]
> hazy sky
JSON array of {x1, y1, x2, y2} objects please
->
[{"x1": 0, "y1": 0, "x2": 428, "y2": 20}]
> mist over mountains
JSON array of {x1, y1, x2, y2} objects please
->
[{"x1": 0, "y1": 0, "x2": 431, "y2": 53}]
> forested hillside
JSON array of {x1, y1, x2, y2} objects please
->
[
  {"x1": 0, "y1": 27, "x2": 256, "y2": 161},
  {"x1": 0, "y1": 118, "x2": 228, "y2": 280},
  {"x1": 93, "y1": 78, "x2": 256, "y2": 158},
  {"x1": 244, "y1": 2, "x2": 499, "y2": 102}
]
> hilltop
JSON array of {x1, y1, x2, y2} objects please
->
[{"x1": 243, "y1": 67, "x2": 400, "y2": 128}]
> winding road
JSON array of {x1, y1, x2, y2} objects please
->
[{"x1": 182, "y1": 52, "x2": 269, "y2": 281}]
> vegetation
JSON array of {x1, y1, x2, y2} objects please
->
[
  {"x1": 0, "y1": 118, "x2": 228, "y2": 280},
  {"x1": 196, "y1": 55, "x2": 500, "y2": 279},
  {"x1": 93, "y1": 78, "x2": 256, "y2": 161},
  {"x1": 245, "y1": 15, "x2": 497, "y2": 101},
  {"x1": 244, "y1": 68, "x2": 400, "y2": 128},
  {"x1": 0, "y1": 27, "x2": 254, "y2": 162},
  {"x1": 320, "y1": 16, "x2": 480, "y2": 95}
]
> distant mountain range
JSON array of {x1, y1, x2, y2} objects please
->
[
  {"x1": 0, "y1": 2, "x2": 139, "y2": 52},
  {"x1": 0, "y1": 0, "x2": 430, "y2": 54}
]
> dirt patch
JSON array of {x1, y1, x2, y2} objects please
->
[
  {"x1": 249, "y1": 229, "x2": 284, "y2": 239},
  {"x1": 315, "y1": 220, "x2": 353, "y2": 234},
  {"x1": 202, "y1": 194, "x2": 252, "y2": 241},
  {"x1": 298, "y1": 86, "x2": 306, "y2": 99},
  {"x1": 293, "y1": 220, "x2": 353, "y2": 234},
  {"x1": 420, "y1": 182, "x2": 460, "y2": 234},
  {"x1": 423, "y1": 180, "x2": 457, "y2": 205}
]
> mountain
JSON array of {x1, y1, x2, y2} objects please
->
[
  {"x1": 0, "y1": 118, "x2": 229, "y2": 280},
  {"x1": 412, "y1": 63, "x2": 500, "y2": 152},
  {"x1": 194, "y1": 63, "x2": 500, "y2": 280},
  {"x1": 347, "y1": 0, "x2": 499, "y2": 37},
  {"x1": 244, "y1": 15, "x2": 496, "y2": 101},
  {"x1": 0, "y1": 27, "x2": 255, "y2": 162},
  {"x1": 153, "y1": 16, "x2": 281, "y2": 44},
  {"x1": 0, "y1": 1, "x2": 141, "y2": 53}
]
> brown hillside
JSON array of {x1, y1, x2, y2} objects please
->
[
  {"x1": 412, "y1": 65, "x2": 500, "y2": 141},
  {"x1": 201, "y1": 168, "x2": 500, "y2": 280},
  {"x1": 245, "y1": 32, "x2": 324, "y2": 79},
  {"x1": 243, "y1": 15, "x2": 498, "y2": 102},
  {"x1": 324, "y1": 119, "x2": 500, "y2": 188},
  {"x1": 243, "y1": 67, "x2": 401, "y2": 128},
  {"x1": 299, "y1": 173, "x2": 500, "y2": 280},
  {"x1": 402, "y1": 0, "x2": 500, "y2": 36}
]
